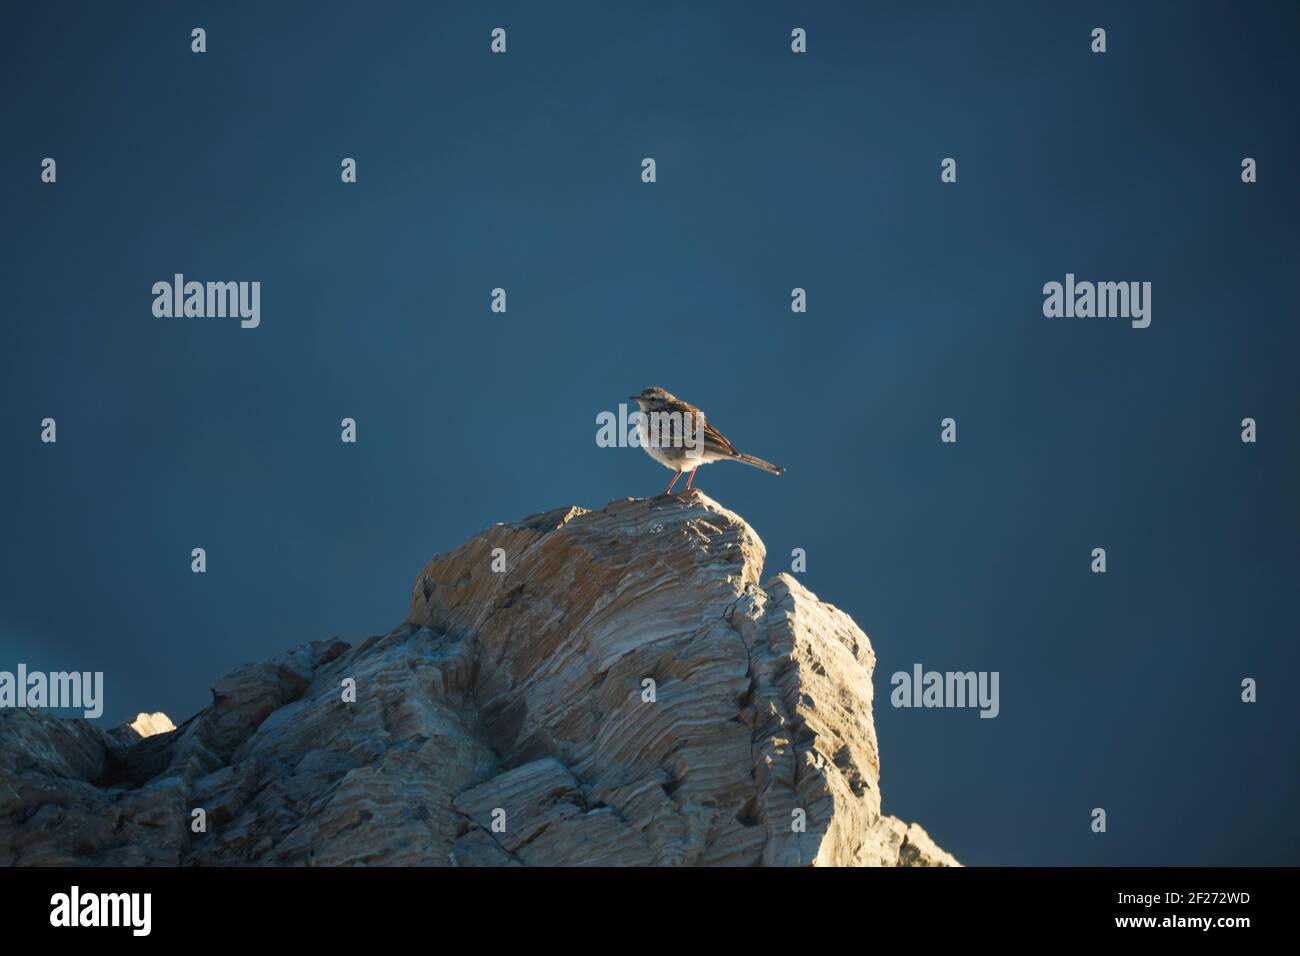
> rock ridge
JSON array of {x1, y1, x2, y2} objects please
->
[{"x1": 0, "y1": 493, "x2": 957, "y2": 867}]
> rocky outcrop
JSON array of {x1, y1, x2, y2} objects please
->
[
  {"x1": 0, "y1": 493, "x2": 957, "y2": 867},
  {"x1": 127, "y1": 712, "x2": 176, "y2": 739}
]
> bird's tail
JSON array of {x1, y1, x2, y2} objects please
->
[{"x1": 733, "y1": 452, "x2": 784, "y2": 475}]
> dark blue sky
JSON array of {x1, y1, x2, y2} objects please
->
[{"x1": 2, "y1": 1, "x2": 1297, "y2": 866}]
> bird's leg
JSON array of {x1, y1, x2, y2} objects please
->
[
  {"x1": 685, "y1": 469, "x2": 696, "y2": 491},
  {"x1": 663, "y1": 470, "x2": 683, "y2": 495}
]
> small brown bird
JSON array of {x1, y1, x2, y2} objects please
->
[{"x1": 628, "y1": 386, "x2": 784, "y2": 495}]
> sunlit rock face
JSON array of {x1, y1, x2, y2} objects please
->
[
  {"x1": 128, "y1": 712, "x2": 176, "y2": 739},
  {"x1": 0, "y1": 493, "x2": 956, "y2": 867}
]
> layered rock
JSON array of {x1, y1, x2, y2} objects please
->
[
  {"x1": 128, "y1": 712, "x2": 176, "y2": 739},
  {"x1": 0, "y1": 493, "x2": 957, "y2": 867}
]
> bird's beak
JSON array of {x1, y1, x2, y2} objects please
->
[{"x1": 627, "y1": 396, "x2": 640, "y2": 402}]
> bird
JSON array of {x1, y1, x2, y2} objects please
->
[{"x1": 628, "y1": 386, "x2": 784, "y2": 496}]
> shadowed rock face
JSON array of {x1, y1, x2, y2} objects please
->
[{"x1": 0, "y1": 493, "x2": 957, "y2": 867}]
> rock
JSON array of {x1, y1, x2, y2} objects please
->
[
  {"x1": 128, "y1": 712, "x2": 176, "y2": 739},
  {"x1": 106, "y1": 711, "x2": 176, "y2": 749},
  {"x1": 0, "y1": 492, "x2": 957, "y2": 867}
]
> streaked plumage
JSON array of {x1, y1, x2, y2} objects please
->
[{"x1": 628, "y1": 386, "x2": 783, "y2": 495}]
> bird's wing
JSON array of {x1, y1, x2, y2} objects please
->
[
  {"x1": 702, "y1": 421, "x2": 739, "y2": 457},
  {"x1": 654, "y1": 398, "x2": 738, "y2": 457}
]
